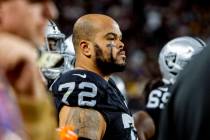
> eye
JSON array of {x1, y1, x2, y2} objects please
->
[
  {"x1": 107, "y1": 36, "x2": 116, "y2": 41},
  {"x1": 28, "y1": 0, "x2": 46, "y2": 3},
  {"x1": 107, "y1": 37, "x2": 115, "y2": 41}
]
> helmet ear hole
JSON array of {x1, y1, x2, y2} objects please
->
[{"x1": 159, "y1": 36, "x2": 206, "y2": 84}]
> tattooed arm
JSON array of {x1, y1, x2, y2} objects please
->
[{"x1": 59, "y1": 106, "x2": 106, "y2": 140}]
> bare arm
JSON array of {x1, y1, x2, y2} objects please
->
[
  {"x1": 134, "y1": 111, "x2": 155, "y2": 140},
  {"x1": 59, "y1": 106, "x2": 106, "y2": 140}
]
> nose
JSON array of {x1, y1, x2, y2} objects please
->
[
  {"x1": 118, "y1": 40, "x2": 124, "y2": 50},
  {"x1": 43, "y1": 1, "x2": 58, "y2": 20}
]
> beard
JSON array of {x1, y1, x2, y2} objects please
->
[{"x1": 94, "y1": 43, "x2": 126, "y2": 76}]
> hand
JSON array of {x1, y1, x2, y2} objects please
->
[{"x1": 0, "y1": 33, "x2": 43, "y2": 99}]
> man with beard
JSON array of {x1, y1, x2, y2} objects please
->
[{"x1": 51, "y1": 14, "x2": 138, "y2": 140}]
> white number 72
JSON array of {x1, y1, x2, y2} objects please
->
[{"x1": 58, "y1": 82, "x2": 97, "y2": 107}]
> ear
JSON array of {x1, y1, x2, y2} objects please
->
[{"x1": 80, "y1": 40, "x2": 92, "y2": 57}]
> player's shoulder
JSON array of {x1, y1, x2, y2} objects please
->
[
  {"x1": 61, "y1": 69, "x2": 105, "y2": 83},
  {"x1": 51, "y1": 69, "x2": 107, "y2": 91}
]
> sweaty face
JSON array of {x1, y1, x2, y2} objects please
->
[
  {"x1": 0, "y1": 0, "x2": 57, "y2": 46},
  {"x1": 93, "y1": 22, "x2": 126, "y2": 75}
]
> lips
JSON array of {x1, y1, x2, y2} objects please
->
[
  {"x1": 119, "y1": 51, "x2": 126, "y2": 55},
  {"x1": 118, "y1": 51, "x2": 126, "y2": 59}
]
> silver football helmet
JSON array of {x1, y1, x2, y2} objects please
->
[
  {"x1": 45, "y1": 20, "x2": 66, "y2": 52},
  {"x1": 41, "y1": 21, "x2": 75, "y2": 86},
  {"x1": 159, "y1": 36, "x2": 206, "y2": 84}
]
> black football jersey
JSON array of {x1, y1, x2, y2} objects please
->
[
  {"x1": 51, "y1": 69, "x2": 138, "y2": 140},
  {"x1": 145, "y1": 81, "x2": 172, "y2": 140}
]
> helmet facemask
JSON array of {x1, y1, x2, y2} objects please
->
[{"x1": 41, "y1": 21, "x2": 75, "y2": 87}]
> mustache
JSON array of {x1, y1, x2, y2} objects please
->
[{"x1": 106, "y1": 44, "x2": 126, "y2": 52}]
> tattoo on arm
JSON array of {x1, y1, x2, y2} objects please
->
[{"x1": 59, "y1": 106, "x2": 106, "y2": 140}]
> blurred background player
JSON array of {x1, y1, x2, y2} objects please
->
[
  {"x1": 143, "y1": 36, "x2": 206, "y2": 140},
  {"x1": 0, "y1": 0, "x2": 58, "y2": 139},
  {"x1": 45, "y1": 20, "x2": 66, "y2": 52},
  {"x1": 158, "y1": 36, "x2": 210, "y2": 140},
  {"x1": 41, "y1": 21, "x2": 75, "y2": 87}
]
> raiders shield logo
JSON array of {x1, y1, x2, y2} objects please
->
[{"x1": 164, "y1": 52, "x2": 177, "y2": 69}]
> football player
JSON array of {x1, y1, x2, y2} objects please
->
[
  {"x1": 144, "y1": 36, "x2": 206, "y2": 140},
  {"x1": 41, "y1": 21, "x2": 75, "y2": 87},
  {"x1": 51, "y1": 14, "x2": 138, "y2": 140}
]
